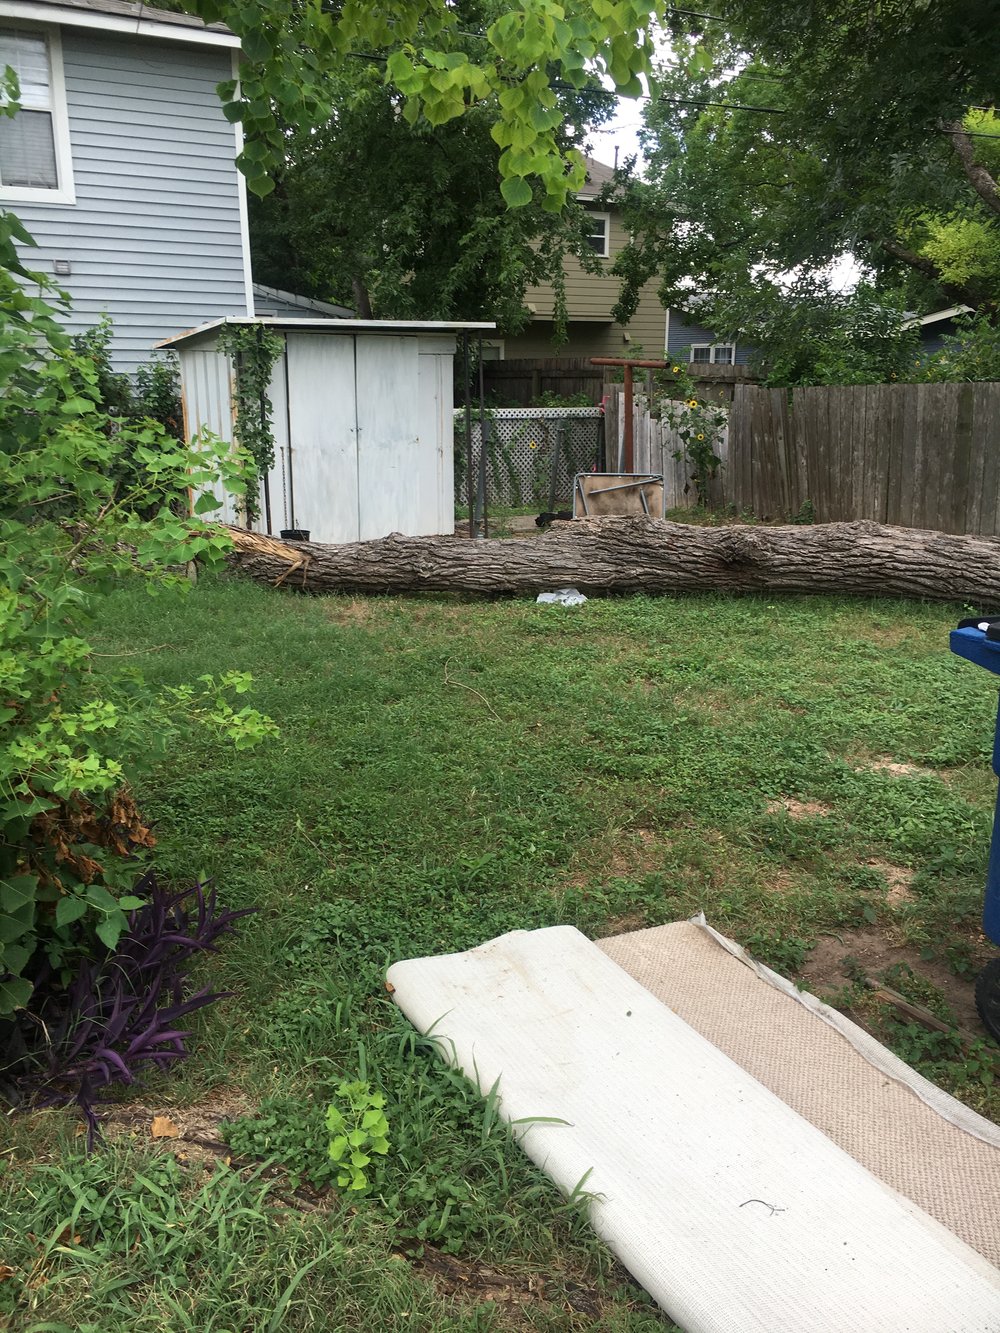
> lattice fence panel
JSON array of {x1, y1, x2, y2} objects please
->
[{"x1": 455, "y1": 408, "x2": 603, "y2": 506}]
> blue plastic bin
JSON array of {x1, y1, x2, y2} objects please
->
[
  {"x1": 949, "y1": 622, "x2": 1000, "y2": 1041},
  {"x1": 950, "y1": 624, "x2": 1000, "y2": 945}
]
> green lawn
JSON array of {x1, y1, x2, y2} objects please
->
[{"x1": 3, "y1": 576, "x2": 999, "y2": 1331}]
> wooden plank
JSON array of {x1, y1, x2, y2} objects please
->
[
  {"x1": 815, "y1": 387, "x2": 832, "y2": 522},
  {"x1": 924, "y1": 384, "x2": 958, "y2": 532},
  {"x1": 790, "y1": 387, "x2": 808, "y2": 515},
  {"x1": 798, "y1": 388, "x2": 822, "y2": 521},
  {"x1": 771, "y1": 388, "x2": 792, "y2": 516},
  {"x1": 747, "y1": 385, "x2": 761, "y2": 515},
  {"x1": 839, "y1": 387, "x2": 858, "y2": 522},
  {"x1": 751, "y1": 385, "x2": 768, "y2": 516},
  {"x1": 728, "y1": 384, "x2": 749, "y2": 512},
  {"x1": 894, "y1": 384, "x2": 920, "y2": 528},
  {"x1": 856, "y1": 385, "x2": 872, "y2": 520},
  {"x1": 760, "y1": 389, "x2": 780, "y2": 517},
  {"x1": 869, "y1": 384, "x2": 892, "y2": 524},
  {"x1": 971, "y1": 382, "x2": 997, "y2": 535},
  {"x1": 951, "y1": 383, "x2": 976, "y2": 535},
  {"x1": 822, "y1": 387, "x2": 838, "y2": 521}
]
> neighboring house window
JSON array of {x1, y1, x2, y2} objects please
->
[
  {"x1": 585, "y1": 212, "x2": 610, "y2": 258},
  {"x1": 0, "y1": 27, "x2": 74, "y2": 203},
  {"x1": 690, "y1": 343, "x2": 736, "y2": 364}
]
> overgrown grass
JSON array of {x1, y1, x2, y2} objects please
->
[{"x1": 4, "y1": 577, "x2": 999, "y2": 1330}]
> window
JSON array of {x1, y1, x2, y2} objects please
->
[
  {"x1": 689, "y1": 343, "x2": 736, "y2": 365},
  {"x1": 0, "y1": 27, "x2": 74, "y2": 203},
  {"x1": 585, "y1": 212, "x2": 610, "y2": 258}
]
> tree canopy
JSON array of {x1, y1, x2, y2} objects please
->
[
  {"x1": 604, "y1": 2, "x2": 1000, "y2": 377},
  {"x1": 248, "y1": 37, "x2": 612, "y2": 323},
  {"x1": 181, "y1": 0, "x2": 665, "y2": 209}
]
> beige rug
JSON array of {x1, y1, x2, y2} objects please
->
[{"x1": 599, "y1": 918, "x2": 1000, "y2": 1269}]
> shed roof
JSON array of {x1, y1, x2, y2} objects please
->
[
  {"x1": 251, "y1": 283, "x2": 354, "y2": 319},
  {"x1": 157, "y1": 316, "x2": 497, "y2": 349},
  {"x1": 2, "y1": 0, "x2": 239, "y2": 46},
  {"x1": 901, "y1": 304, "x2": 974, "y2": 330}
]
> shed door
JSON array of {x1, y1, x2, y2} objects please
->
[
  {"x1": 285, "y1": 334, "x2": 359, "y2": 542},
  {"x1": 355, "y1": 336, "x2": 421, "y2": 540}
]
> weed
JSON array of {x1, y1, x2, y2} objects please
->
[{"x1": 326, "y1": 1080, "x2": 390, "y2": 1191}]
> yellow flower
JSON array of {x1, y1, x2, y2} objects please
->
[
  {"x1": 687, "y1": 398, "x2": 698, "y2": 408},
  {"x1": 696, "y1": 433, "x2": 705, "y2": 441},
  {"x1": 672, "y1": 365, "x2": 681, "y2": 374},
  {"x1": 529, "y1": 441, "x2": 537, "y2": 449}
]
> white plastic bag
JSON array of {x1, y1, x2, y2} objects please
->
[{"x1": 536, "y1": 587, "x2": 588, "y2": 607}]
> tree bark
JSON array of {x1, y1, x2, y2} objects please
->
[
  {"x1": 875, "y1": 236, "x2": 977, "y2": 311},
  {"x1": 225, "y1": 518, "x2": 1000, "y2": 605},
  {"x1": 943, "y1": 120, "x2": 1000, "y2": 219}
]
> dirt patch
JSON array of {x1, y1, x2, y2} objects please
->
[
  {"x1": 866, "y1": 756, "x2": 941, "y2": 780},
  {"x1": 766, "y1": 797, "x2": 832, "y2": 818},
  {"x1": 607, "y1": 826, "x2": 669, "y2": 879},
  {"x1": 102, "y1": 1085, "x2": 251, "y2": 1168},
  {"x1": 324, "y1": 598, "x2": 374, "y2": 626},
  {"x1": 856, "y1": 624, "x2": 913, "y2": 649},
  {"x1": 763, "y1": 870, "x2": 797, "y2": 896},
  {"x1": 799, "y1": 927, "x2": 985, "y2": 1034},
  {"x1": 406, "y1": 1246, "x2": 606, "y2": 1326},
  {"x1": 865, "y1": 858, "x2": 916, "y2": 907}
]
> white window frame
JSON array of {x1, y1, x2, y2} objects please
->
[
  {"x1": 689, "y1": 343, "x2": 736, "y2": 365},
  {"x1": 584, "y1": 210, "x2": 610, "y2": 259},
  {"x1": 0, "y1": 23, "x2": 75, "y2": 205}
]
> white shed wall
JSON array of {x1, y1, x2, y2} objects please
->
[{"x1": 177, "y1": 328, "x2": 457, "y2": 543}]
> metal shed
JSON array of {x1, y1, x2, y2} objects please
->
[{"x1": 159, "y1": 317, "x2": 495, "y2": 543}]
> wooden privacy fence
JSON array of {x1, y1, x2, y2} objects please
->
[
  {"x1": 607, "y1": 390, "x2": 729, "y2": 511},
  {"x1": 728, "y1": 382, "x2": 1000, "y2": 534},
  {"x1": 482, "y1": 357, "x2": 604, "y2": 406}
]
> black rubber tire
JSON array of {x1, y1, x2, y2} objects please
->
[{"x1": 975, "y1": 957, "x2": 1000, "y2": 1043}]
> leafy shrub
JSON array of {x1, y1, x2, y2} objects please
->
[
  {"x1": 4, "y1": 872, "x2": 252, "y2": 1143},
  {"x1": 0, "y1": 202, "x2": 272, "y2": 1021}
]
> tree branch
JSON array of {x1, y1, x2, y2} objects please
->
[
  {"x1": 942, "y1": 120, "x2": 1000, "y2": 218},
  {"x1": 874, "y1": 235, "x2": 977, "y2": 308}
]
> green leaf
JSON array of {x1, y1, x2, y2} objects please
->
[
  {"x1": 0, "y1": 974, "x2": 33, "y2": 1014},
  {"x1": 0, "y1": 875, "x2": 36, "y2": 914},
  {"x1": 0, "y1": 898, "x2": 35, "y2": 944},
  {"x1": 55, "y1": 895, "x2": 89, "y2": 927},
  {"x1": 2, "y1": 942, "x2": 32, "y2": 975},
  {"x1": 95, "y1": 913, "x2": 125, "y2": 952},
  {"x1": 500, "y1": 175, "x2": 533, "y2": 208}
]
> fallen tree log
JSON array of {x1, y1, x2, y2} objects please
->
[{"x1": 224, "y1": 518, "x2": 1000, "y2": 604}]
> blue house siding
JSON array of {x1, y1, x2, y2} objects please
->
[
  {"x1": 12, "y1": 28, "x2": 249, "y2": 370},
  {"x1": 666, "y1": 309, "x2": 752, "y2": 365},
  {"x1": 918, "y1": 319, "x2": 958, "y2": 356}
]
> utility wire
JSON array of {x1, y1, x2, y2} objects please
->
[{"x1": 343, "y1": 51, "x2": 1000, "y2": 138}]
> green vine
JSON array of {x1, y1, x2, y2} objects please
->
[{"x1": 217, "y1": 324, "x2": 284, "y2": 524}]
